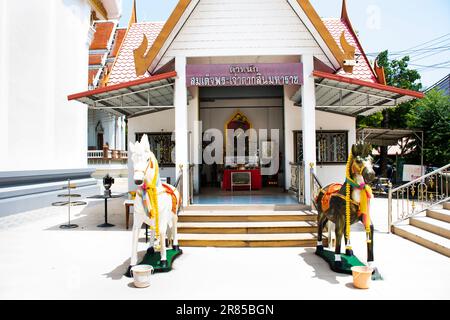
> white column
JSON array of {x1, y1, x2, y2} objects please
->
[
  {"x1": 301, "y1": 55, "x2": 317, "y2": 205},
  {"x1": 283, "y1": 86, "x2": 295, "y2": 191},
  {"x1": 188, "y1": 86, "x2": 201, "y2": 194},
  {"x1": 174, "y1": 56, "x2": 189, "y2": 206},
  {"x1": 120, "y1": 116, "x2": 127, "y2": 150}
]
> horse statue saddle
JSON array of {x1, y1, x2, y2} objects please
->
[
  {"x1": 319, "y1": 183, "x2": 343, "y2": 212},
  {"x1": 160, "y1": 183, "x2": 181, "y2": 214}
]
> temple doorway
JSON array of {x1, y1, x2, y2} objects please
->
[{"x1": 195, "y1": 86, "x2": 295, "y2": 205}]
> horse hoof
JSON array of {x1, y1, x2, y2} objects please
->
[
  {"x1": 160, "y1": 260, "x2": 168, "y2": 268},
  {"x1": 173, "y1": 245, "x2": 181, "y2": 251},
  {"x1": 147, "y1": 247, "x2": 155, "y2": 255},
  {"x1": 345, "y1": 249, "x2": 354, "y2": 256},
  {"x1": 125, "y1": 266, "x2": 133, "y2": 278},
  {"x1": 315, "y1": 245, "x2": 324, "y2": 253}
]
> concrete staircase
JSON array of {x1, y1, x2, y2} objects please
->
[
  {"x1": 177, "y1": 204, "x2": 326, "y2": 247},
  {"x1": 392, "y1": 201, "x2": 450, "y2": 257}
]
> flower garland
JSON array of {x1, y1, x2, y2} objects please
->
[
  {"x1": 138, "y1": 154, "x2": 160, "y2": 239},
  {"x1": 345, "y1": 153, "x2": 372, "y2": 245},
  {"x1": 149, "y1": 153, "x2": 160, "y2": 238}
]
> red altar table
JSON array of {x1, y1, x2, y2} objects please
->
[{"x1": 222, "y1": 169, "x2": 262, "y2": 190}]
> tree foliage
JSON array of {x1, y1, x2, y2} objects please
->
[
  {"x1": 406, "y1": 89, "x2": 450, "y2": 167},
  {"x1": 357, "y1": 50, "x2": 450, "y2": 168},
  {"x1": 357, "y1": 50, "x2": 422, "y2": 129},
  {"x1": 357, "y1": 50, "x2": 425, "y2": 177}
]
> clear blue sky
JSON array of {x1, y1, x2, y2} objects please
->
[{"x1": 119, "y1": 0, "x2": 450, "y2": 88}]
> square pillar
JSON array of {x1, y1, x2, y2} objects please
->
[
  {"x1": 301, "y1": 55, "x2": 317, "y2": 205},
  {"x1": 188, "y1": 86, "x2": 201, "y2": 194},
  {"x1": 174, "y1": 56, "x2": 189, "y2": 206}
]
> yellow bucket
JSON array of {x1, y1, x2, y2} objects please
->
[{"x1": 351, "y1": 266, "x2": 374, "y2": 289}]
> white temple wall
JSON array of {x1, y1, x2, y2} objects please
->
[{"x1": 0, "y1": 0, "x2": 91, "y2": 171}]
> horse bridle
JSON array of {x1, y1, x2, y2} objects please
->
[
  {"x1": 351, "y1": 157, "x2": 368, "y2": 176},
  {"x1": 134, "y1": 157, "x2": 154, "y2": 177}
]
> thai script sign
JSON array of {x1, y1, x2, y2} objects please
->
[
  {"x1": 186, "y1": 63, "x2": 303, "y2": 87},
  {"x1": 402, "y1": 164, "x2": 426, "y2": 182}
]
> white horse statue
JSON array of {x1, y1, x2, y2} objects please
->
[{"x1": 127, "y1": 134, "x2": 181, "y2": 275}]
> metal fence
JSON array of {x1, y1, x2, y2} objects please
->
[
  {"x1": 289, "y1": 162, "x2": 305, "y2": 204},
  {"x1": 388, "y1": 163, "x2": 450, "y2": 231}
]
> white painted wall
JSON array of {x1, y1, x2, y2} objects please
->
[
  {"x1": 155, "y1": 0, "x2": 333, "y2": 70},
  {"x1": 0, "y1": 0, "x2": 91, "y2": 171},
  {"x1": 284, "y1": 89, "x2": 356, "y2": 188},
  {"x1": 316, "y1": 110, "x2": 356, "y2": 186}
]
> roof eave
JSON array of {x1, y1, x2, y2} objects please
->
[
  {"x1": 68, "y1": 71, "x2": 177, "y2": 101},
  {"x1": 313, "y1": 70, "x2": 424, "y2": 100}
]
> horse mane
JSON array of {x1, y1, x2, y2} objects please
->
[
  {"x1": 148, "y1": 151, "x2": 162, "y2": 187},
  {"x1": 352, "y1": 143, "x2": 372, "y2": 158}
]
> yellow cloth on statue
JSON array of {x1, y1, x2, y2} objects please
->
[
  {"x1": 358, "y1": 185, "x2": 372, "y2": 233},
  {"x1": 139, "y1": 156, "x2": 160, "y2": 238},
  {"x1": 149, "y1": 157, "x2": 160, "y2": 237}
]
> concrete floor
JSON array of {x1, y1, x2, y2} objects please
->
[
  {"x1": 193, "y1": 187, "x2": 299, "y2": 205},
  {"x1": 0, "y1": 180, "x2": 449, "y2": 300}
]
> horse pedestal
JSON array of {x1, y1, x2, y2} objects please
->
[
  {"x1": 315, "y1": 248, "x2": 365, "y2": 275},
  {"x1": 125, "y1": 248, "x2": 182, "y2": 277}
]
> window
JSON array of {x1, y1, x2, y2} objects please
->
[
  {"x1": 135, "y1": 132, "x2": 175, "y2": 167},
  {"x1": 294, "y1": 131, "x2": 348, "y2": 164}
]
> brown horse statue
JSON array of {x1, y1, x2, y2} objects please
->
[{"x1": 315, "y1": 143, "x2": 381, "y2": 277}]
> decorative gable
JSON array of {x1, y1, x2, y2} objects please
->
[{"x1": 134, "y1": 0, "x2": 355, "y2": 75}]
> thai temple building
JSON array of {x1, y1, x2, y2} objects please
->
[
  {"x1": 70, "y1": 0, "x2": 424, "y2": 210},
  {"x1": 87, "y1": 20, "x2": 128, "y2": 177},
  {"x1": 0, "y1": 0, "x2": 122, "y2": 215}
]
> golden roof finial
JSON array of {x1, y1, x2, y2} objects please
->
[
  {"x1": 129, "y1": 0, "x2": 138, "y2": 28},
  {"x1": 341, "y1": 0, "x2": 349, "y2": 21}
]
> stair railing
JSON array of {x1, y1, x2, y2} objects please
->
[
  {"x1": 310, "y1": 163, "x2": 323, "y2": 210},
  {"x1": 289, "y1": 162, "x2": 305, "y2": 204},
  {"x1": 388, "y1": 163, "x2": 450, "y2": 232},
  {"x1": 174, "y1": 164, "x2": 195, "y2": 208},
  {"x1": 189, "y1": 164, "x2": 195, "y2": 205},
  {"x1": 309, "y1": 164, "x2": 334, "y2": 248},
  {"x1": 175, "y1": 165, "x2": 184, "y2": 209}
]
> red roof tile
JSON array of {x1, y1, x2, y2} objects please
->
[
  {"x1": 109, "y1": 28, "x2": 127, "y2": 59},
  {"x1": 90, "y1": 21, "x2": 116, "y2": 51},
  {"x1": 89, "y1": 54, "x2": 103, "y2": 66},
  {"x1": 323, "y1": 18, "x2": 378, "y2": 83},
  {"x1": 108, "y1": 22, "x2": 164, "y2": 85},
  {"x1": 106, "y1": 18, "x2": 377, "y2": 86}
]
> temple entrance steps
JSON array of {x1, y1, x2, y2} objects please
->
[
  {"x1": 177, "y1": 205, "x2": 327, "y2": 247},
  {"x1": 392, "y1": 202, "x2": 450, "y2": 257}
]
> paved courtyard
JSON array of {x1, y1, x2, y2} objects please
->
[{"x1": 0, "y1": 180, "x2": 449, "y2": 300}]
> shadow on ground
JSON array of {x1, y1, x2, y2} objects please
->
[
  {"x1": 45, "y1": 197, "x2": 134, "y2": 232},
  {"x1": 102, "y1": 251, "x2": 145, "y2": 280},
  {"x1": 299, "y1": 248, "x2": 350, "y2": 285}
]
